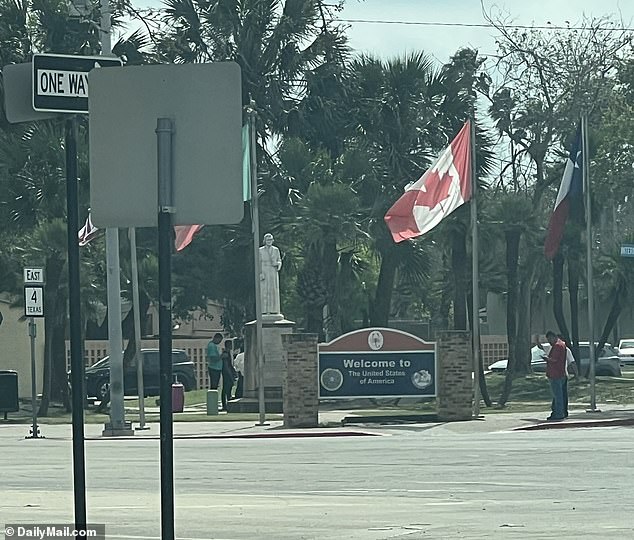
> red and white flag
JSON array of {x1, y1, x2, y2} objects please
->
[
  {"x1": 78, "y1": 212, "x2": 103, "y2": 246},
  {"x1": 174, "y1": 224, "x2": 204, "y2": 252},
  {"x1": 384, "y1": 121, "x2": 472, "y2": 243},
  {"x1": 78, "y1": 212, "x2": 203, "y2": 252}
]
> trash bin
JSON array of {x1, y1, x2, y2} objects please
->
[
  {"x1": 172, "y1": 381, "x2": 184, "y2": 413},
  {"x1": 206, "y1": 390, "x2": 219, "y2": 416},
  {"x1": 0, "y1": 370, "x2": 19, "y2": 415}
]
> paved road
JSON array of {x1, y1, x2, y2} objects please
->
[{"x1": 1, "y1": 421, "x2": 633, "y2": 539}]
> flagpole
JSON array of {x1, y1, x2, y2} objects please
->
[
  {"x1": 470, "y1": 119, "x2": 481, "y2": 417},
  {"x1": 248, "y1": 101, "x2": 267, "y2": 425},
  {"x1": 129, "y1": 228, "x2": 147, "y2": 430},
  {"x1": 582, "y1": 115, "x2": 598, "y2": 413}
]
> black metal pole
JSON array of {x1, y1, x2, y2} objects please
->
[
  {"x1": 156, "y1": 117, "x2": 174, "y2": 540},
  {"x1": 65, "y1": 117, "x2": 87, "y2": 528},
  {"x1": 27, "y1": 317, "x2": 41, "y2": 438}
]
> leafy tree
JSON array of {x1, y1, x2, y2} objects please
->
[{"x1": 484, "y1": 13, "x2": 631, "y2": 386}]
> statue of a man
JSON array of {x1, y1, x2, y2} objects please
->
[{"x1": 259, "y1": 233, "x2": 282, "y2": 314}]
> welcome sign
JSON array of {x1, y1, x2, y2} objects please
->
[{"x1": 318, "y1": 328, "x2": 436, "y2": 399}]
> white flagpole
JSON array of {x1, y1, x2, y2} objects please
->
[
  {"x1": 582, "y1": 115, "x2": 598, "y2": 413},
  {"x1": 248, "y1": 101, "x2": 267, "y2": 425},
  {"x1": 470, "y1": 119, "x2": 481, "y2": 417}
]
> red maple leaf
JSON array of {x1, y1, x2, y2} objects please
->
[{"x1": 414, "y1": 169, "x2": 453, "y2": 209}]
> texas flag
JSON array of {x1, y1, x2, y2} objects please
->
[
  {"x1": 384, "y1": 121, "x2": 472, "y2": 243},
  {"x1": 544, "y1": 126, "x2": 583, "y2": 260}
]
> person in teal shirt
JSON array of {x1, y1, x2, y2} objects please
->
[{"x1": 207, "y1": 333, "x2": 223, "y2": 390}]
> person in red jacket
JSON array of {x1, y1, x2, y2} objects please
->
[{"x1": 545, "y1": 331, "x2": 567, "y2": 421}]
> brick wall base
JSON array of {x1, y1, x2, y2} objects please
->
[
  {"x1": 437, "y1": 331, "x2": 473, "y2": 421},
  {"x1": 282, "y1": 333, "x2": 319, "y2": 428}
]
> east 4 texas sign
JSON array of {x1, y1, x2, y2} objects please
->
[{"x1": 32, "y1": 53, "x2": 122, "y2": 114}]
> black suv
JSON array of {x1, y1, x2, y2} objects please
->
[{"x1": 85, "y1": 349, "x2": 197, "y2": 401}]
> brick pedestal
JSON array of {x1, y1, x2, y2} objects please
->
[
  {"x1": 282, "y1": 333, "x2": 319, "y2": 428},
  {"x1": 437, "y1": 331, "x2": 473, "y2": 421}
]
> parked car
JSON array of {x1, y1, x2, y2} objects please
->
[
  {"x1": 488, "y1": 342, "x2": 622, "y2": 377},
  {"x1": 617, "y1": 338, "x2": 634, "y2": 366},
  {"x1": 84, "y1": 349, "x2": 197, "y2": 401}
]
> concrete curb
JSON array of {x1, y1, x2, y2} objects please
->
[
  {"x1": 86, "y1": 429, "x2": 385, "y2": 441},
  {"x1": 514, "y1": 417, "x2": 634, "y2": 431}
]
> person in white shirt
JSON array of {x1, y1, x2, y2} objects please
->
[
  {"x1": 558, "y1": 335, "x2": 577, "y2": 418},
  {"x1": 233, "y1": 342, "x2": 245, "y2": 399}
]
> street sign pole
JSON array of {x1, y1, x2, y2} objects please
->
[
  {"x1": 65, "y1": 117, "x2": 87, "y2": 529},
  {"x1": 27, "y1": 317, "x2": 42, "y2": 439},
  {"x1": 23, "y1": 267, "x2": 45, "y2": 440},
  {"x1": 156, "y1": 117, "x2": 175, "y2": 540}
]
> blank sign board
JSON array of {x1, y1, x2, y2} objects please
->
[
  {"x1": 89, "y1": 62, "x2": 243, "y2": 227},
  {"x1": 2, "y1": 63, "x2": 59, "y2": 123}
]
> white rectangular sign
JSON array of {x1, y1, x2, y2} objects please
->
[
  {"x1": 24, "y1": 267, "x2": 45, "y2": 284},
  {"x1": 25, "y1": 286, "x2": 44, "y2": 317},
  {"x1": 32, "y1": 54, "x2": 122, "y2": 113},
  {"x1": 621, "y1": 245, "x2": 634, "y2": 257},
  {"x1": 35, "y1": 69, "x2": 89, "y2": 97}
]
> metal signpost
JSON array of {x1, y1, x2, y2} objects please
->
[
  {"x1": 24, "y1": 267, "x2": 45, "y2": 439},
  {"x1": 89, "y1": 62, "x2": 243, "y2": 540}
]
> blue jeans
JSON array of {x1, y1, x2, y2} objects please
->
[{"x1": 549, "y1": 378, "x2": 565, "y2": 419}]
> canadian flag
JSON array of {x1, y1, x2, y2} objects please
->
[
  {"x1": 384, "y1": 121, "x2": 472, "y2": 243},
  {"x1": 174, "y1": 224, "x2": 204, "y2": 252}
]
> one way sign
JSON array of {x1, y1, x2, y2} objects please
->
[{"x1": 32, "y1": 53, "x2": 122, "y2": 113}]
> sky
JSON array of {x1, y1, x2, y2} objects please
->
[
  {"x1": 133, "y1": 0, "x2": 634, "y2": 64},
  {"x1": 336, "y1": 0, "x2": 634, "y2": 63}
]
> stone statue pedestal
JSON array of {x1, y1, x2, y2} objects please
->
[{"x1": 226, "y1": 316, "x2": 295, "y2": 413}]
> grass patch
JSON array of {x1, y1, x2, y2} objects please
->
[
  {"x1": 140, "y1": 389, "x2": 219, "y2": 409},
  {"x1": 484, "y1": 373, "x2": 634, "y2": 407}
]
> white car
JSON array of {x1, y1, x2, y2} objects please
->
[
  {"x1": 488, "y1": 342, "x2": 622, "y2": 377},
  {"x1": 617, "y1": 339, "x2": 634, "y2": 366}
]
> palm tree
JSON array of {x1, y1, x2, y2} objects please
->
[
  {"x1": 157, "y1": 0, "x2": 347, "y2": 135},
  {"x1": 274, "y1": 138, "x2": 368, "y2": 336},
  {"x1": 490, "y1": 193, "x2": 542, "y2": 405}
]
